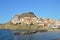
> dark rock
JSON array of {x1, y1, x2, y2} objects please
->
[
  {"x1": 14, "y1": 32, "x2": 20, "y2": 35},
  {"x1": 21, "y1": 30, "x2": 37, "y2": 35}
]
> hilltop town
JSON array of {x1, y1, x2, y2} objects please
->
[{"x1": 0, "y1": 12, "x2": 60, "y2": 31}]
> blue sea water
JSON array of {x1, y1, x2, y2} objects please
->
[{"x1": 0, "y1": 30, "x2": 60, "y2": 40}]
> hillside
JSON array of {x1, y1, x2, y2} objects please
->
[
  {"x1": 0, "y1": 24, "x2": 5, "y2": 29},
  {"x1": 0, "y1": 12, "x2": 38, "y2": 30},
  {"x1": 15, "y1": 12, "x2": 36, "y2": 18},
  {"x1": 0, "y1": 12, "x2": 60, "y2": 32}
]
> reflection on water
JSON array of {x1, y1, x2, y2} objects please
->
[{"x1": 0, "y1": 30, "x2": 60, "y2": 40}]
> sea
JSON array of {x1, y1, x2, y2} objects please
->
[{"x1": 0, "y1": 29, "x2": 60, "y2": 40}]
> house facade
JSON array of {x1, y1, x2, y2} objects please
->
[{"x1": 11, "y1": 15, "x2": 60, "y2": 29}]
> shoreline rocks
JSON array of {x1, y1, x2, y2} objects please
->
[
  {"x1": 13, "y1": 29, "x2": 48, "y2": 35},
  {"x1": 21, "y1": 30, "x2": 38, "y2": 35}
]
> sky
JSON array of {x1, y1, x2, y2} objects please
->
[{"x1": 0, "y1": 0, "x2": 60, "y2": 23}]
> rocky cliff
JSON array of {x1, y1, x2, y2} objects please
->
[{"x1": 15, "y1": 12, "x2": 36, "y2": 18}]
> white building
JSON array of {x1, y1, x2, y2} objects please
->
[{"x1": 11, "y1": 16, "x2": 19, "y2": 24}]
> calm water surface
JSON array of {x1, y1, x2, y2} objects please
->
[{"x1": 0, "y1": 30, "x2": 60, "y2": 40}]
